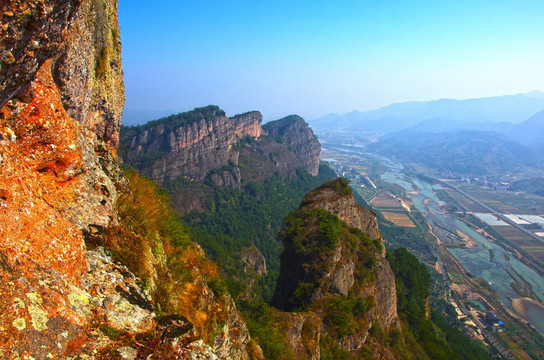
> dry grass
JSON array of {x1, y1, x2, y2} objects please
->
[{"x1": 88, "y1": 169, "x2": 231, "y2": 342}]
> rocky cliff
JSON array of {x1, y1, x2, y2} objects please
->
[
  {"x1": 273, "y1": 178, "x2": 399, "y2": 359},
  {"x1": 0, "y1": 2, "x2": 261, "y2": 359},
  {"x1": 263, "y1": 115, "x2": 321, "y2": 176},
  {"x1": 120, "y1": 107, "x2": 262, "y2": 181},
  {"x1": 119, "y1": 108, "x2": 321, "y2": 187}
]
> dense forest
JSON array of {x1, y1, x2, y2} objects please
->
[{"x1": 175, "y1": 164, "x2": 337, "y2": 301}]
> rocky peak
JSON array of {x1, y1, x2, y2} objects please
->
[
  {"x1": 120, "y1": 108, "x2": 323, "y2": 189},
  {"x1": 301, "y1": 178, "x2": 382, "y2": 245},
  {"x1": 273, "y1": 178, "x2": 399, "y2": 357},
  {"x1": 263, "y1": 115, "x2": 321, "y2": 176},
  {"x1": 241, "y1": 245, "x2": 268, "y2": 276}
]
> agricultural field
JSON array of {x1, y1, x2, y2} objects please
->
[
  {"x1": 370, "y1": 193, "x2": 403, "y2": 210},
  {"x1": 454, "y1": 183, "x2": 544, "y2": 215},
  {"x1": 442, "y1": 189, "x2": 489, "y2": 212},
  {"x1": 492, "y1": 226, "x2": 544, "y2": 263},
  {"x1": 382, "y1": 211, "x2": 415, "y2": 227},
  {"x1": 320, "y1": 148, "x2": 369, "y2": 166},
  {"x1": 352, "y1": 183, "x2": 376, "y2": 201}
]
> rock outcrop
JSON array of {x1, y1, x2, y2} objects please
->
[
  {"x1": 275, "y1": 312, "x2": 321, "y2": 360},
  {"x1": 55, "y1": 0, "x2": 125, "y2": 150},
  {"x1": 119, "y1": 108, "x2": 321, "y2": 187},
  {"x1": 263, "y1": 115, "x2": 321, "y2": 176},
  {"x1": 241, "y1": 245, "x2": 268, "y2": 276},
  {"x1": 300, "y1": 180, "x2": 382, "y2": 242},
  {"x1": 0, "y1": 0, "x2": 139, "y2": 356},
  {"x1": 120, "y1": 107, "x2": 262, "y2": 181},
  {"x1": 273, "y1": 178, "x2": 399, "y2": 358}
]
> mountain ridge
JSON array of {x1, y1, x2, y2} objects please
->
[{"x1": 310, "y1": 92, "x2": 544, "y2": 133}]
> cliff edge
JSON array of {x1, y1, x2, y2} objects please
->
[
  {"x1": 0, "y1": 2, "x2": 261, "y2": 359},
  {"x1": 120, "y1": 107, "x2": 321, "y2": 186}
]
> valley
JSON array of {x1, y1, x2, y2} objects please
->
[{"x1": 319, "y1": 141, "x2": 544, "y2": 359}]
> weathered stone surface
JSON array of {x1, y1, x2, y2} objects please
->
[
  {"x1": 0, "y1": 0, "x2": 124, "y2": 151},
  {"x1": 241, "y1": 245, "x2": 267, "y2": 276},
  {"x1": 55, "y1": 0, "x2": 125, "y2": 150},
  {"x1": 120, "y1": 110, "x2": 322, "y2": 190},
  {"x1": 263, "y1": 115, "x2": 321, "y2": 176},
  {"x1": 275, "y1": 312, "x2": 321, "y2": 360},
  {"x1": 84, "y1": 248, "x2": 156, "y2": 332},
  {"x1": 329, "y1": 258, "x2": 356, "y2": 296},
  {"x1": 374, "y1": 258, "x2": 399, "y2": 329},
  {"x1": 0, "y1": 0, "x2": 82, "y2": 109},
  {"x1": 117, "y1": 346, "x2": 138, "y2": 360}
]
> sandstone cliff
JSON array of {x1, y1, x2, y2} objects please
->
[
  {"x1": 119, "y1": 108, "x2": 321, "y2": 186},
  {"x1": 263, "y1": 115, "x2": 321, "y2": 176},
  {"x1": 273, "y1": 178, "x2": 399, "y2": 359},
  {"x1": 0, "y1": 2, "x2": 261, "y2": 359},
  {"x1": 121, "y1": 107, "x2": 262, "y2": 182}
]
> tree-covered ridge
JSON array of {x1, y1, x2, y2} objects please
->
[
  {"x1": 120, "y1": 105, "x2": 226, "y2": 136},
  {"x1": 275, "y1": 206, "x2": 380, "y2": 311},
  {"x1": 179, "y1": 164, "x2": 337, "y2": 301}
]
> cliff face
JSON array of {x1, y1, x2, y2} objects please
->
[
  {"x1": 273, "y1": 178, "x2": 399, "y2": 358},
  {"x1": 263, "y1": 115, "x2": 321, "y2": 176},
  {"x1": 55, "y1": 0, "x2": 125, "y2": 150},
  {"x1": 0, "y1": 0, "x2": 130, "y2": 356},
  {"x1": 0, "y1": 0, "x2": 124, "y2": 150},
  {"x1": 0, "y1": 2, "x2": 261, "y2": 359},
  {"x1": 120, "y1": 108, "x2": 321, "y2": 187},
  {"x1": 121, "y1": 108, "x2": 262, "y2": 181}
]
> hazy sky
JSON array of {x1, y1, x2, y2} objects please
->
[{"x1": 119, "y1": 0, "x2": 544, "y2": 121}]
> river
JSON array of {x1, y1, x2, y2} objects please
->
[{"x1": 357, "y1": 151, "x2": 544, "y2": 334}]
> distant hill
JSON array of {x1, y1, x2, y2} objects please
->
[
  {"x1": 507, "y1": 110, "x2": 544, "y2": 147},
  {"x1": 367, "y1": 130, "x2": 542, "y2": 175},
  {"x1": 386, "y1": 108, "x2": 544, "y2": 152},
  {"x1": 310, "y1": 92, "x2": 544, "y2": 134},
  {"x1": 512, "y1": 178, "x2": 544, "y2": 197}
]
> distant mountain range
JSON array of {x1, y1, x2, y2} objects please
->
[
  {"x1": 314, "y1": 92, "x2": 544, "y2": 176},
  {"x1": 310, "y1": 91, "x2": 544, "y2": 133},
  {"x1": 367, "y1": 130, "x2": 542, "y2": 176}
]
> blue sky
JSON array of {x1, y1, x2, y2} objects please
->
[{"x1": 119, "y1": 0, "x2": 544, "y2": 121}]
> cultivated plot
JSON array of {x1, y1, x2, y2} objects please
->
[{"x1": 382, "y1": 212, "x2": 415, "y2": 227}]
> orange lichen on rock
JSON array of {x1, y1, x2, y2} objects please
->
[
  {"x1": 0, "y1": 59, "x2": 87, "y2": 280},
  {"x1": 0, "y1": 59, "x2": 94, "y2": 357}
]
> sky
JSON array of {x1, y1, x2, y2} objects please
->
[{"x1": 119, "y1": 0, "x2": 544, "y2": 122}]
